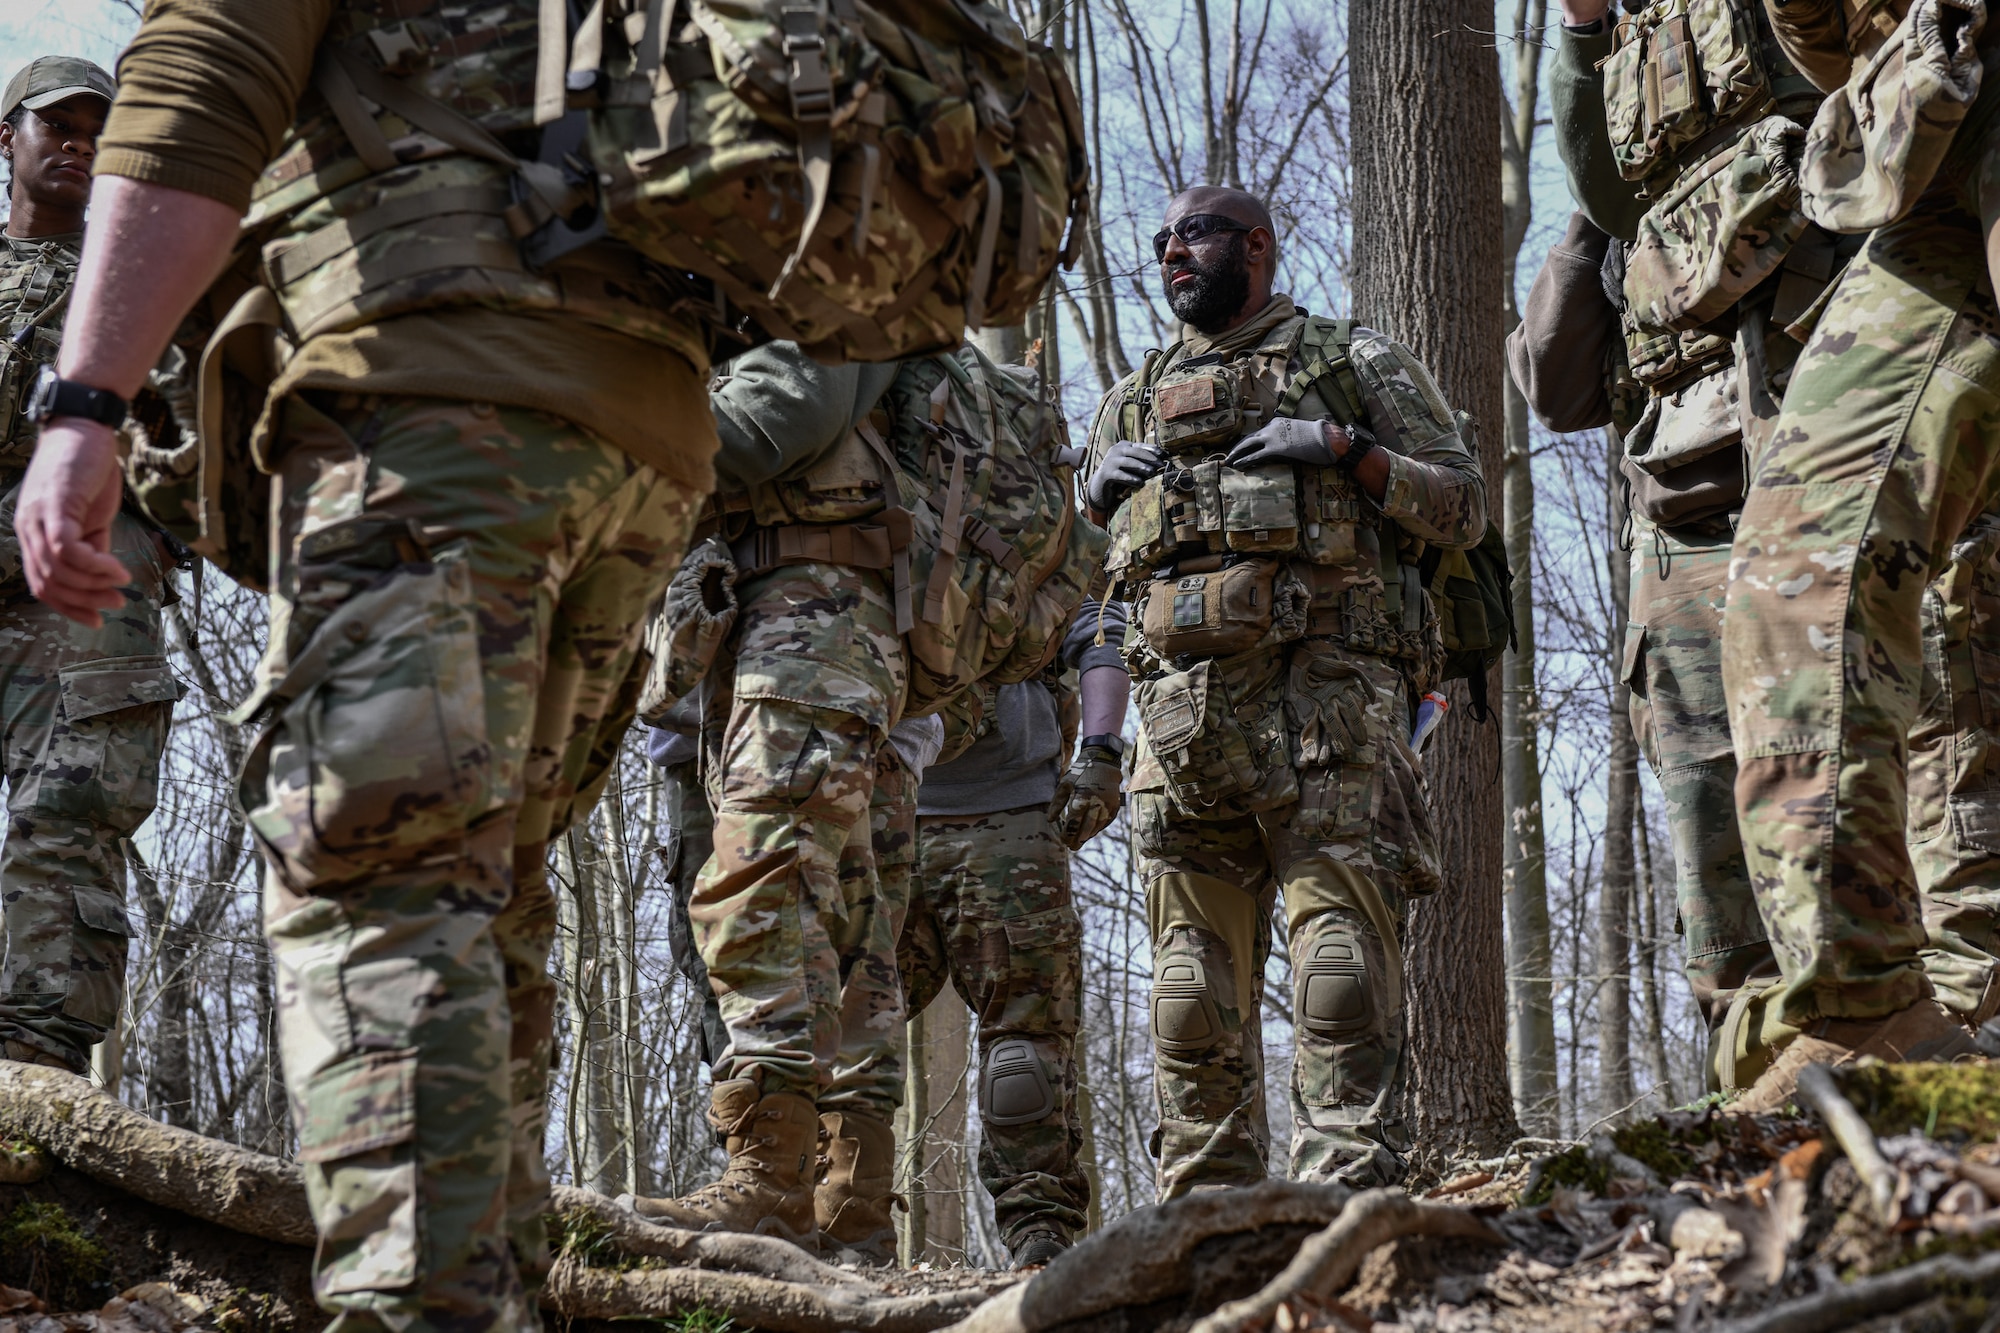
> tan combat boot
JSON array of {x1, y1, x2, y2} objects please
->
[
  {"x1": 1731, "y1": 998, "x2": 1983, "y2": 1113},
  {"x1": 814, "y1": 1109, "x2": 901, "y2": 1264},
  {"x1": 627, "y1": 1079, "x2": 819, "y2": 1242}
]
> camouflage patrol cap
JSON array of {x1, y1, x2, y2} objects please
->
[{"x1": 2, "y1": 56, "x2": 116, "y2": 122}]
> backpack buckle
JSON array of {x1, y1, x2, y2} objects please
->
[{"x1": 781, "y1": 6, "x2": 834, "y2": 122}]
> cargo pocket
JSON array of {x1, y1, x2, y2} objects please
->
[
  {"x1": 1622, "y1": 622, "x2": 1657, "y2": 770},
  {"x1": 1285, "y1": 650, "x2": 1381, "y2": 846},
  {"x1": 996, "y1": 904, "x2": 1083, "y2": 1036},
  {"x1": 61, "y1": 884, "x2": 133, "y2": 1030},
  {"x1": 295, "y1": 1047, "x2": 420, "y2": 1296},
  {"x1": 26, "y1": 656, "x2": 182, "y2": 828},
  {"x1": 239, "y1": 541, "x2": 490, "y2": 892}
]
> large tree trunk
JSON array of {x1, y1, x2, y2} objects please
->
[{"x1": 1350, "y1": 0, "x2": 1518, "y2": 1158}]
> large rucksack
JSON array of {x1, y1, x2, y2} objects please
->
[
  {"x1": 578, "y1": 0, "x2": 1092, "y2": 362},
  {"x1": 723, "y1": 347, "x2": 1108, "y2": 717}
]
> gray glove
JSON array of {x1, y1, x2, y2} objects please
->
[
  {"x1": 1226, "y1": 417, "x2": 1367, "y2": 470},
  {"x1": 1084, "y1": 440, "x2": 1164, "y2": 511}
]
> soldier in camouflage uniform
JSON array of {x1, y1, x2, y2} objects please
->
[
  {"x1": 1544, "y1": 0, "x2": 1999, "y2": 1091},
  {"x1": 13, "y1": 7, "x2": 718, "y2": 1329},
  {"x1": 1085, "y1": 187, "x2": 1483, "y2": 1196},
  {"x1": 0, "y1": 57, "x2": 182, "y2": 1077},
  {"x1": 1717, "y1": 0, "x2": 2000, "y2": 1107},
  {"x1": 625, "y1": 343, "x2": 915, "y2": 1253},
  {"x1": 898, "y1": 599, "x2": 1128, "y2": 1268}
]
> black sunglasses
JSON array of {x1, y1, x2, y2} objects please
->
[{"x1": 1152, "y1": 213, "x2": 1251, "y2": 260}]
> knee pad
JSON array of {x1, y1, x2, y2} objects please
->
[
  {"x1": 1296, "y1": 934, "x2": 1373, "y2": 1038},
  {"x1": 1152, "y1": 955, "x2": 1223, "y2": 1055},
  {"x1": 981, "y1": 1037, "x2": 1056, "y2": 1126}
]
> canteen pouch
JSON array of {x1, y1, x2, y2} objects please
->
[
  {"x1": 1136, "y1": 654, "x2": 1297, "y2": 814},
  {"x1": 1137, "y1": 559, "x2": 1307, "y2": 658},
  {"x1": 1624, "y1": 117, "x2": 1810, "y2": 330},
  {"x1": 1799, "y1": 0, "x2": 1988, "y2": 233}
]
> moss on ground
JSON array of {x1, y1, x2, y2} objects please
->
[
  {"x1": 0, "y1": 1199, "x2": 111, "y2": 1310},
  {"x1": 1839, "y1": 1063, "x2": 2000, "y2": 1142}
]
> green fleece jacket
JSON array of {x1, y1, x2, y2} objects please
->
[
  {"x1": 1551, "y1": 26, "x2": 1648, "y2": 242},
  {"x1": 710, "y1": 343, "x2": 903, "y2": 487}
]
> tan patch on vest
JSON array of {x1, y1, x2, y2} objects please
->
[{"x1": 1156, "y1": 378, "x2": 1217, "y2": 420}]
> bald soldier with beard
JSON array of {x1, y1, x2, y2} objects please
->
[{"x1": 1084, "y1": 186, "x2": 1485, "y2": 1193}]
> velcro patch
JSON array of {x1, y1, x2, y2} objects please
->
[{"x1": 1156, "y1": 378, "x2": 1217, "y2": 420}]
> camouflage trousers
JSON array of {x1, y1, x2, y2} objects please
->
[
  {"x1": 691, "y1": 559, "x2": 912, "y2": 1113},
  {"x1": 240, "y1": 392, "x2": 701, "y2": 1333},
  {"x1": 898, "y1": 804, "x2": 1088, "y2": 1245},
  {"x1": 1133, "y1": 642, "x2": 1426, "y2": 1199},
  {"x1": 1723, "y1": 193, "x2": 2000, "y2": 1026},
  {"x1": 0, "y1": 498, "x2": 178, "y2": 1071},
  {"x1": 1624, "y1": 518, "x2": 1774, "y2": 1023}
]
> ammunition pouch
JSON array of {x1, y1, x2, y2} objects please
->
[{"x1": 1133, "y1": 651, "x2": 1297, "y2": 815}]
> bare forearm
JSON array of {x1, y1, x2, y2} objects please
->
[
  {"x1": 1080, "y1": 664, "x2": 1130, "y2": 737},
  {"x1": 57, "y1": 176, "x2": 240, "y2": 396}
]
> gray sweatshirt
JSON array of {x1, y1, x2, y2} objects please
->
[{"x1": 917, "y1": 598, "x2": 1129, "y2": 818}]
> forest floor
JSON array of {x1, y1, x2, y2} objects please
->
[{"x1": 2, "y1": 1062, "x2": 1998, "y2": 1333}]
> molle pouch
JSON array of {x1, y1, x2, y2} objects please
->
[
  {"x1": 1799, "y1": 0, "x2": 1987, "y2": 233},
  {"x1": 1136, "y1": 654, "x2": 1297, "y2": 814},
  {"x1": 1220, "y1": 463, "x2": 1301, "y2": 554},
  {"x1": 1152, "y1": 364, "x2": 1255, "y2": 452},
  {"x1": 1626, "y1": 364, "x2": 1745, "y2": 473},
  {"x1": 1645, "y1": 11, "x2": 1708, "y2": 160},
  {"x1": 1138, "y1": 559, "x2": 1295, "y2": 658},
  {"x1": 1120, "y1": 473, "x2": 1172, "y2": 572},
  {"x1": 1298, "y1": 470, "x2": 1362, "y2": 567},
  {"x1": 1625, "y1": 117, "x2": 1810, "y2": 331},
  {"x1": 1603, "y1": 29, "x2": 1654, "y2": 179}
]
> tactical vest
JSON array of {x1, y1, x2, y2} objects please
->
[
  {"x1": 1101, "y1": 316, "x2": 1431, "y2": 667},
  {"x1": 243, "y1": 0, "x2": 704, "y2": 368},
  {"x1": 1600, "y1": 0, "x2": 1833, "y2": 398},
  {"x1": 0, "y1": 236, "x2": 78, "y2": 472}
]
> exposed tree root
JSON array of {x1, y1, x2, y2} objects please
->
[
  {"x1": 1792, "y1": 1063, "x2": 1896, "y2": 1226},
  {"x1": 550, "y1": 1186, "x2": 885, "y2": 1292},
  {"x1": 547, "y1": 1256, "x2": 1013, "y2": 1332},
  {"x1": 1713, "y1": 1248, "x2": 2000, "y2": 1333},
  {"x1": 0, "y1": 1064, "x2": 313, "y2": 1245},
  {"x1": 943, "y1": 1180, "x2": 1354, "y2": 1333},
  {"x1": 1186, "y1": 1188, "x2": 1507, "y2": 1333}
]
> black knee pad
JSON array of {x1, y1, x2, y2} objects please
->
[
  {"x1": 1152, "y1": 955, "x2": 1223, "y2": 1055},
  {"x1": 1296, "y1": 934, "x2": 1373, "y2": 1037},
  {"x1": 981, "y1": 1037, "x2": 1056, "y2": 1126}
]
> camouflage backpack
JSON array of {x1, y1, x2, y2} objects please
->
[{"x1": 726, "y1": 347, "x2": 1108, "y2": 717}]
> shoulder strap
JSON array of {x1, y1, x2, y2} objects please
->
[{"x1": 1277, "y1": 316, "x2": 1365, "y2": 425}]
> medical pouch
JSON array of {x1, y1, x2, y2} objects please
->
[
  {"x1": 1135, "y1": 653, "x2": 1297, "y2": 815},
  {"x1": 1136, "y1": 559, "x2": 1306, "y2": 658}
]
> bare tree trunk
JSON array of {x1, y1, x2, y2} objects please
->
[
  {"x1": 1600, "y1": 428, "x2": 1637, "y2": 1124},
  {"x1": 898, "y1": 1009, "x2": 929, "y2": 1266},
  {"x1": 1350, "y1": 0, "x2": 1518, "y2": 1158},
  {"x1": 1633, "y1": 784, "x2": 1673, "y2": 1100},
  {"x1": 919, "y1": 995, "x2": 971, "y2": 1263}
]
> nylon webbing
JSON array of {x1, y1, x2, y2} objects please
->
[
  {"x1": 267, "y1": 185, "x2": 513, "y2": 287},
  {"x1": 923, "y1": 444, "x2": 968, "y2": 624}
]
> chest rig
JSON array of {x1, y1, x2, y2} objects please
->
[
  {"x1": 0, "y1": 238, "x2": 79, "y2": 469},
  {"x1": 1105, "y1": 316, "x2": 1428, "y2": 666}
]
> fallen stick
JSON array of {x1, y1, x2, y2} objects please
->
[
  {"x1": 546, "y1": 1255, "x2": 1015, "y2": 1333},
  {"x1": 1186, "y1": 1189, "x2": 1507, "y2": 1333},
  {"x1": 1792, "y1": 1063, "x2": 1896, "y2": 1226},
  {"x1": 1713, "y1": 1249, "x2": 2000, "y2": 1333}
]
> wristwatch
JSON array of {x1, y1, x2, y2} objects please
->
[
  {"x1": 1079, "y1": 733, "x2": 1126, "y2": 759},
  {"x1": 1333, "y1": 424, "x2": 1379, "y2": 472},
  {"x1": 25, "y1": 365, "x2": 128, "y2": 428}
]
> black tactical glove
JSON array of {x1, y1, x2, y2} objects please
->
[
  {"x1": 1084, "y1": 440, "x2": 1164, "y2": 512},
  {"x1": 1226, "y1": 417, "x2": 1374, "y2": 471},
  {"x1": 1047, "y1": 740, "x2": 1124, "y2": 849}
]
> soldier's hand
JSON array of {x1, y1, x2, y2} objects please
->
[
  {"x1": 16, "y1": 419, "x2": 131, "y2": 627},
  {"x1": 1047, "y1": 742, "x2": 1124, "y2": 850},
  {"x1": 1225, "y1": 417, "x2": 1348, "y2": 471},
  {"x1": 1083, "y1": 440, "x2": 1163, "y2": 512}
]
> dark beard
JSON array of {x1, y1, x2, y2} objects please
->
[{"x1": 1162, "y1": 234, "x2": 1251, "y2": 334}]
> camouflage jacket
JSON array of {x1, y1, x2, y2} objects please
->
[{"x1": 0, "y1": 232, "x2": 80, "y2": 477}]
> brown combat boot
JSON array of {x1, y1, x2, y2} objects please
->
[
  {"x1": 627, "y1": 1079, "x2": 819, "y2": 1242},
  {"x1": 814, "y1": 1109, "x2": 901, "y2": 1264},
  {"x1": 1731, "y1": 998, "x2": 1983, "y2": 1113}
]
